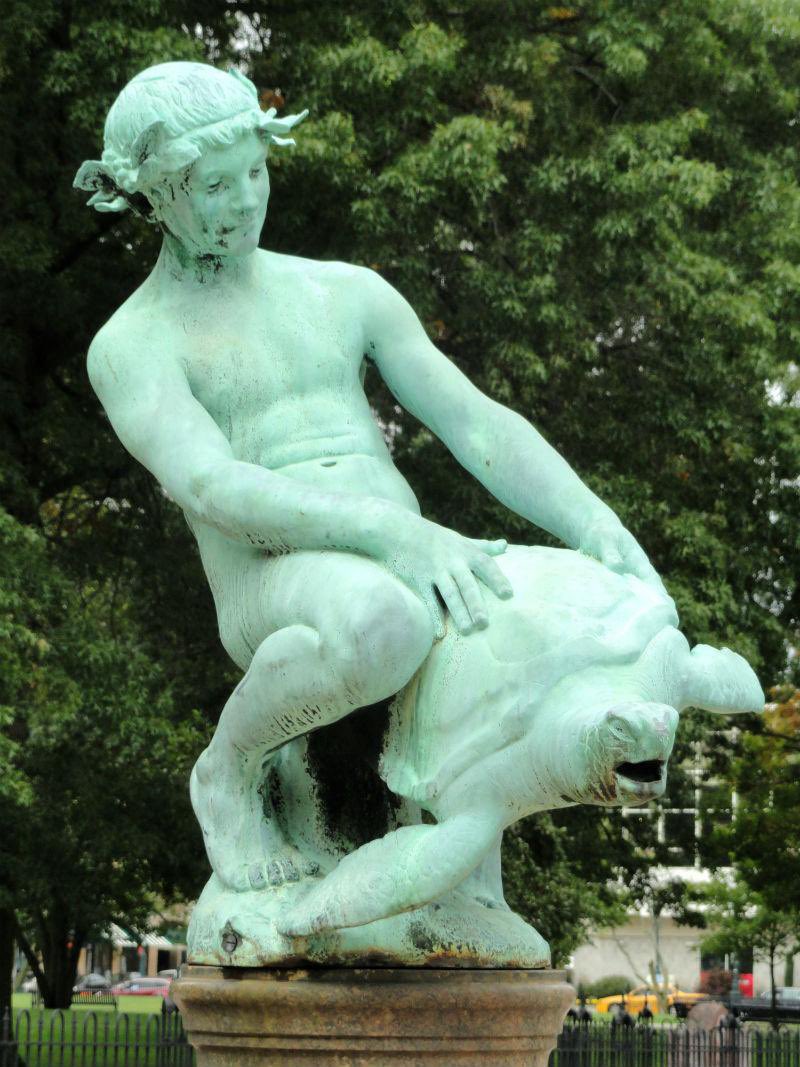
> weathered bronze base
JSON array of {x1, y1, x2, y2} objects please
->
[{"x1": 172, "y1": 964, "x2": 574, "y2": 1066}]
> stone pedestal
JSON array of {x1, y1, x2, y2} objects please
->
[{"x1": 172, "y1": 964, "x2": 574, "y2": 1067}]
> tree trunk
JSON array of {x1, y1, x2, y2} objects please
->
[
  {"x1": 0, "y1": 908, "x2": 14, "y2": 1034},
  {"x1": 769, "y1": 947, "x2": 778, "y2": 1031},
  {"x1": 36, "y1": 911, "x2": 81, "y2": 1010}
]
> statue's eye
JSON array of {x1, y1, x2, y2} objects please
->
[
  {"x1": 207, "y1": 181, "x2": 223, "y2": 194},
  {"x1": 250, "y1": 166, "x2": 263, "y2": 179}
]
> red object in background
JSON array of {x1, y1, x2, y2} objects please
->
[{"x1": 738, "y1": 973, "x2": 754, "y2": 998}]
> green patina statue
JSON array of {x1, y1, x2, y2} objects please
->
[{"x1": 76, "y1": 62, "x2": 763, "y2": 968}]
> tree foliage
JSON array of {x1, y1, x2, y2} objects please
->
[
  {"x1": 699, "y1": 880, "x2": 800, "y2": 1027},
  {"x1": 258, "y1": 0, "x2": 799, "y2": 954},
  {"x1": 1, "y1": 0, "x2": 798, "y2": 999},
  {"x1": 0, "y1": 507, "x2": 207, "y2": 1010},
  {"x1": 708, "y1": 692, "x2": 800, "y2": 911},
  {"x1": 261, "y1": 1, "x2": 799, "y2": 674}
]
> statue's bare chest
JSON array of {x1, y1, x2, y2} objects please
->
[{"x1": 178, "y1": 301, "x2": 364, "y2": 434}]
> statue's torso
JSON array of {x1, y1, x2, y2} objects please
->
[{"x1": 130, "y1": 250, "x2": 420, "y2": 517}]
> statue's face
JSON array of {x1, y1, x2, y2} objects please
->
[{"x1": 157, "y1": 130, "x2": 269, "y2": 257}]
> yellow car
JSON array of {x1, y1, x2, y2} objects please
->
[{"x1": 594, "y1": 984, "x2": 707, "y2": 1017}]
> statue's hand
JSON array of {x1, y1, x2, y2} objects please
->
[
  {"x1": 579, "y1": 515, "x2": 669, "y2": 597},
  {"x1": 378, "y1": 514, "x2": 513, "y2": 639}
]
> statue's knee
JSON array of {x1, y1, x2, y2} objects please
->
[
  {"x1": 191, "y1": 747, "x2": 214, "y2": 790},
  {"x1": 331, "y1": 581, "x2": 433, "y2": 697}
]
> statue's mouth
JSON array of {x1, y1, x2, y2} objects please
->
[{"x1": 614, "y1": 759, "x2": 665, "y2": 784}]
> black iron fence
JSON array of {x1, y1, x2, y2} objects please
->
[
  {"x1": 2, "y1": 1009, "x2": 800, "y2": 1067},
  {"x1": 552, "y1": 1022, "x2": 800, "y2": 1067},
  {"x1": 0, "y1": 1007, "x2": 192, "y2": 1067}
]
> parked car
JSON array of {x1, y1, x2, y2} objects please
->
[
  {"x1": 73, "y1": 973, "x2": 112, "y2": 996},
  {"x1": 20, "y1": 977, "x2": 38, "y2": 994},
  {"x1": 110, "y1": 977, "x2": 172, "y2": 997},
  {"x1": 729, "y1": 987, "x2": 800, "y2": 1024},
  {"x1": 594, "y1": 984, "x2": 708, "y2": 1017}
]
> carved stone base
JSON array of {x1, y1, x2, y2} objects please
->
[
  {"x1": 172, "y1": 964, "x2": 573, "y2": 1066},
  {"x1": 188, "y1": 874, "x2": 550, "y2": 968}
]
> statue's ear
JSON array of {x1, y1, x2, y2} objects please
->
[
  {"x1": 73, "y1": 159, "x2": 112, "y2": 193},
  {"x1": 74, "y1": 160, "x2": 130, "y2": 213},
  {"x1": 87, "y1": 191, "x2": 129, "y2": 213}
]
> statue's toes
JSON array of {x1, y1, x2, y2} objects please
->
[
  {"x1": 268, "y1": 858, "x2": 300, "y2": 885},
  {"x1": 247, "y1": 862, "x2": 270, "y2": 890},
  {"x1": 247, "y1": 854, "x2": 322, "y2": 891}
]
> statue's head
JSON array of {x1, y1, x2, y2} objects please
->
[{"x1": 74, "y1": 62, "x2": 306, "y2": 257}]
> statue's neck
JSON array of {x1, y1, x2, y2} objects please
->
[{"x1": 151, "y1": 232, "x2": 258, "y2": 291}]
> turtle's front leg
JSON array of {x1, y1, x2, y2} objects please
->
[{"x1": 277, "y1": 810, "x2": 499, "y2": 936}]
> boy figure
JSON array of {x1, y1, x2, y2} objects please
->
[{"x1": 76, "y1": 62, "x2": 662, "y2": 894}]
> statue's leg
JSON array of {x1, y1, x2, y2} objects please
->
[
  {"x1": 190, "y1": 549, "x2": 434, "y2": 892},
  {"x1": 277, "y1": 809, "x2": 499, "y2": 936}
]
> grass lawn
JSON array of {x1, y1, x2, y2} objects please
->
[{"x1": 12, "y1": 993, "x2": 164, "y2": 1014}]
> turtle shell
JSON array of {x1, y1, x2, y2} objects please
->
[{"x1": 380, "y1": 545, "x2": 678, "y2": 807}]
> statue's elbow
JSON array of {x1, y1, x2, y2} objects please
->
[{"x1": 183, "y1": 460, "x2": 231, "y2": 521}]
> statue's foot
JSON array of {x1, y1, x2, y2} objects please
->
[
  {"x1": 246, "y1": 847, "x2": 321, "y2": 891},
  {"x1": 191, "y1": 744, "x2": 320, "y2": 892}
]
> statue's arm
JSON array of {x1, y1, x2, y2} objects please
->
[
  {"x1": 361, "y1": 270, "x2": 664, "y2": 589},
  {"x1": 87, "y1": 327, "x2": 512, "y2": 633},
  {"x1": 86, "y1": 329, "x2": 409, "y2": 555}
]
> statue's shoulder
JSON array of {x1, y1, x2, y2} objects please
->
[
  {"x1": 262, "y1": 249, "x2": 370, "y2": 295},
  {"x1": 87, "y1": 289, "x2": 167, "y2": 393}
]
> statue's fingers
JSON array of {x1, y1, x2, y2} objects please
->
[
  {"x1": 436, "y1": 573, "x2": 473, "y2": 635},
  {"x1": 616, "y1": 536, "x2": 662, "y2": 585},
  {"x1": 453, "y1": 566, "x2": 488, "y2": 630},
  {"x1": 471, "y1": 554, "x2": 513, "y2": 600},
  {"x1": 419, "y1": 584, "x2": 446, "y2": 640},
  {"x1": 598, "y1": 535, "x2": 625, "y2": 571},
  {"x1": 629, "y1": 555, "x2": 669, "y2": 597},
  {"x1": 470, "y1": 536, "x2": 508, "y2": 557}
]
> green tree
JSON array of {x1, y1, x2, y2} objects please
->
[
  {"x1": 261, "y1": 1, "x2": 799, "y2": 669},
  {"x1": 502, "y1": 814, "x2": 629, "y2": 966},
  {"x1": 2, "y1": 0, "x2": 799, "y2": 1000},
  {"x1": 713, "y1": 692, "x2": 800, "y2": 912},
  {"x1": 258, "y1": 0, "x2": 799, "y2": 941},
  {"x1": 687, "y1": 691, "x2": 800, "y2": 1014},
  {"x1": 699, "y1": 881, "x2": 800, "y2": 1029},
  {"x1": 0, "y1": 508, "x2": 208, "y2": 1012},
  {"x1": 0, "y1": 0, "x2": 236, "y2": 1015}
]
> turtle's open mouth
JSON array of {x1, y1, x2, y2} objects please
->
[{"x1": 614, "y1": 759, "x2": 665, "y2": 784}]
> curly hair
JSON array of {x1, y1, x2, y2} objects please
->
[{"x1": 74, "y1": 62, "x2": 306, "y2": 218}]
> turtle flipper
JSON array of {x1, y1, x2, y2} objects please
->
[
  {"x1": 681, "y1": 644, "x2": 764, "y2": 714},
  {"x1": 277, "y1": 811, "x2": 497, "y2": 936}
]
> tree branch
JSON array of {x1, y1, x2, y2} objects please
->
[
  {"x1": 570, "y1": 65, "x2": 620, "y2": 109},
  {"x1": 51, "y1": 216, "x2": 118, "y2": 276},
  {"x1": 11, "y1": 914, "x2": 47, "y2": 996}
]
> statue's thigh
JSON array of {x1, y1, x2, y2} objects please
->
[{"x1": 225, "y1": 549, "x2": 432, "y2": 679}]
